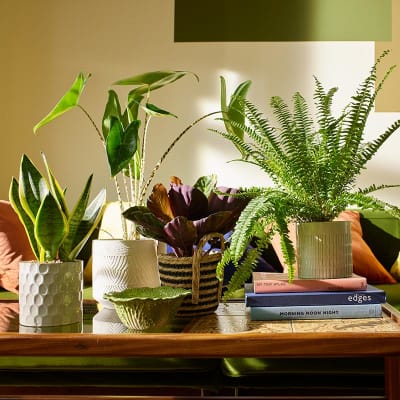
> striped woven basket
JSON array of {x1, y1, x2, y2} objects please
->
[{"x1": 158, "y1": 233, "x2": 225, "y2": 318}]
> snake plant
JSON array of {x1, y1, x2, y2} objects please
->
[
  {"x1": 214, "y1": 50, "x2": 400, "y2": 299},
  {"x1": 9, "y1": 153, "x2": 106, "y2": 262}
]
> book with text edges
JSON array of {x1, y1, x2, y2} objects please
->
[
  {"x1": 245, "y1": 284, "x2": 386, "y2": 307},
  {"x1": 253, "y1": 272, "x2": 368, "y2": 294},
  {"x1": 249, "y1": 303, "x2": 383, "y2": 320}
]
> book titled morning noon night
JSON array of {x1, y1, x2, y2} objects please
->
[
  {"x1": 249, "y1": 303, "x2": 383, "y2": 320},
  {"x1": 245, "y1": 284, "x2": 386, "y2": 308}
]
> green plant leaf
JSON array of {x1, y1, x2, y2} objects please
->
[
  {"x1": 193, "y1": 174, "x2": 217, "y2": 197},
  {"x1": 9, "y1": 178, "x2": 40, "y2": 259},
  {"x1": 60, "y1": 175, "x2": 106, "y2": 261},
  {"x1": 33, "y1": 72, "x2": 91, "y2": 133},
  {"x1": 34, "y1": 193, "x2": 68, "y2": 262},
  {"x1": 220, "y1": 77, "x2": 252, "y2": 158},
  {"x1": 102, "y1": 90, "x2": 122, "y2": 140},
  {"x1": 113, "y1": 70, "x2": 198, "y2": 96},
  {"x1": 106, "y1": 117, "x2": 140, "y2": 177},
  {"x1": 18, "y1": 155, "x2": 49, "y2": 222},
  {"x1": 141, "y1": 103, "x2": 177, "y2": 118},
  {"x1": 41, "y1": 153, "x2": 69, "y2": 218}
]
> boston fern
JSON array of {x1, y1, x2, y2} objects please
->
[{"x1": 215, "y1": 51, "x2": 400, "y2": 299}]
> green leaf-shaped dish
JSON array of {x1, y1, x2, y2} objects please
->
[{"x1": 103, "y1": 286, "x2": 191, "y2": 331}]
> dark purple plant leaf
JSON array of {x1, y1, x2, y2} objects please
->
[
  {"x1": 163, "y1": 216, "x2": 197, "y2": 257},
  {"x1": 122, "y1": 206, "x2": 167, "y2": 242},
  {"x1": 193, "y1": 211, "x2": 235, "y2": 240},
  {"x1": 208, "y1": 187, "x2": 249, "y2": 216},
  {"x1": 147, "y1": 183, "x2": 174, "y2": 222},
  {"x1": 168, "y1": 184, "x2": 208, "y2": 220}
]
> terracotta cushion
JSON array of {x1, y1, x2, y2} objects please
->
[
  {"x1": 0, "y1": 201, "x2": 36, "y2": 293},
  {"x1": 271, "y1": 211, "x2": 396, "y2": 284}
]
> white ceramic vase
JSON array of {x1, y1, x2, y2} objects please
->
[
  {"x1": 19, "y1": 260, "x2": 83, "y2": 327},
  {"x1": 296, "y1": 220, "x2": 353, "y2": 279},
  {"x1": 92, "y1": 239, "x2": 161, "y2": 308}
]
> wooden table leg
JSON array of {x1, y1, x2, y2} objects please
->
[{"x1": 385, "y1": 355, "x2": 400, "y2": 400}]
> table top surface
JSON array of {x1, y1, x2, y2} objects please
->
[{"x1": 0, "y1": 300, "x2": 400, "y2": 358}]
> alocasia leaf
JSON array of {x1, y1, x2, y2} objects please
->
[
  {"x1": 106, "y1": 117, "x2": 140, "y2": 176},
  {"x1": 142, "y1": 103, "x2": 177, "y2": 118},
  {"x1": 33, "y1": 72, "x2": 91, "y2": 133},
  {"x1": 102, "y1": 90, "x2": 122, "y2": 140}
]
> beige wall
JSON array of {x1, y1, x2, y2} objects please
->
[{"x1": 2, "y1": 0, "x2": 400, "y2": 206}]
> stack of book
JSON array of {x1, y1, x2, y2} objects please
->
[{"x1": 246, "y1": 272, "x2": 386, "y2": 320}]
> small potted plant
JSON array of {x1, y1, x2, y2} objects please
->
[
  {"x1": 213, "y1": 50, "x2": 400, "y2": 299},
  {"x1": 122, "y1": 175, "x2": 249, "y2": 317},
  {"x1": 9, "y1": 153, "x2": 106, "y2": 327}
]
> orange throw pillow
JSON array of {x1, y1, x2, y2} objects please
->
[
  {"x1": 270, "y1": 211, "x2": 396, "y2": 284},
  {"x1": 336, "y1": 211, "x2": 396, "y2": 284},
  {"x1": 0, "y1": 201, "x2": 36, "y2": 293}
]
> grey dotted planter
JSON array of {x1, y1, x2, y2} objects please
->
[{"x1": 19, "y1": 260, "x2": 83, "y2": 327}]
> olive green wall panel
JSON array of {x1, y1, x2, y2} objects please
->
[
  {"x1": 376, "y1": 0, "x2": 400, "y2": 112},
  {"x1": 175, "y1": 0, "x2": 391, "y2": 42}
]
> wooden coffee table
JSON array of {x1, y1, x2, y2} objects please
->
[{"x1": 0, "y1": 300, "x2": 400, "y2": 399}]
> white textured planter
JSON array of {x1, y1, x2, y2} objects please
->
[
  {"x1": 297, "y1": 221, "x2": 353, "y2": 279},
  {"x1": 19, "y1": 260, "x2": 83, "y2": 327},
  {"x1": 92, "y1": 239, "x2": 161, "y2": 308}
]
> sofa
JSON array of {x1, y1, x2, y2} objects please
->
[{"x1": 0, "y1": 205, "x2": 399, "y2": 397}]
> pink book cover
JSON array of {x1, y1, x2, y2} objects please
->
[{"x1": 253, "y1": 272, "x2": 368, "y2": 293}]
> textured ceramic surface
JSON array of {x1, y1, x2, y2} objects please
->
[
  {"x1": 103, "y1": 286, "x2": 191, "y2": 331},
  {"x1": 92, "y1": 239, "x2": 161, "y2": 308},
  {"x1": 19, "y1": 260, "x2": 83, "y2": 327},
  {"x1": 297, "y1": 221, "x2": 353, "y2": 279}
]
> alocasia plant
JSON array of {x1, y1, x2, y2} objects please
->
[{"x1": 122, "y1": 175, "x2": 249, "y2": 257}]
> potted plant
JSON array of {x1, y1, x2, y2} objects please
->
[
  {"x1": 32, "y1": 70, "x2": 215, "y2": 306},
  {"x1": 33, "y1": 70, "x2": 251, "y2": 307},
  {"x1": 214, "y1": 50, "x2": 400, "y2": 299},
  {"x1": 122, "y1": 175, "x2": 249, "y2": 317},
  {"x1": 9, "y1": 153, "x2": 106, "y2": 327}
]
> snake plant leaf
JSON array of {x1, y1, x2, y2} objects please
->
[
  {"x1": 141, "y1": 103, "x2": 177, "y2": 118},
  {"x1": 34, "y1": 193, "x2": 68, "y2": 262},
  {"x1": 60, "y1": 176, "x2": 106, "y2": 261},
  {"x1": 220, "y1": 76, "x2": 252, "y2": 158},
  {"x1": 18, "y1": 155, "x2": 49, "y2": 222},
  {"x1": 41, "y1": 152, "x2": 69, "y2": 218},
  {"x1": 102, "y1": 90, "x2": 122, "y2": 140},
  {"x1": 33, "y1": 72, "x2": 91, "y2": 133},
  {"x1": 9, "y1": 178, "x2": 40, "y2": 259},
  {"x1": 113, "y1": 70, "x2": 199, "y2": 96},
  {"x1": 106, "y1": 117, "x2": 140, "y2": 177}
]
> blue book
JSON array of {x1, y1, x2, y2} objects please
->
[
  {"x1": 245, "y1": 284, "x2": 386, "y2": 307},
  {"x1": 249, "y1": 303, "x2": 382, "y2": 320}
]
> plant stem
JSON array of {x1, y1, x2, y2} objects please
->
[
  {"x1": 78, "y1": 105, "x2": 105, "y2": 145},
  {"x1": 139, "y1": 110, "x2": 221, "y2": 202}
]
